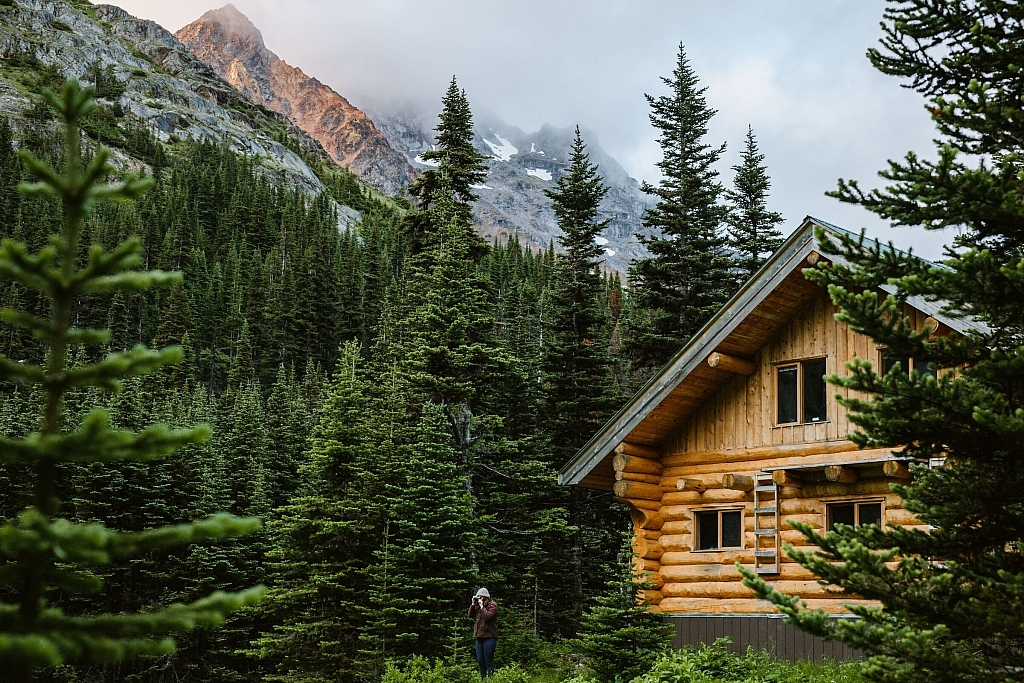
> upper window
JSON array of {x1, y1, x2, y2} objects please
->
[
  {"x1": 776, "y1": 358, "x2": 827, "y2": 425},
  {"x1": 827, "y1": 501, "x2": 882, "y2": 532},
  {"x1": 694, "y1": 509, "x2": 743, "y2": 551},
  {"x1": 880, "y1": 351, "x2": 936, "y2": 379}
]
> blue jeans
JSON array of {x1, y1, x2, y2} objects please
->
[{"x1": 474, "y1": 637, "x2": 496, "y2": 677}]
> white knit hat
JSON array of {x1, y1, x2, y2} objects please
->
[{"x1": 475, "y1": 587, "x2": 490, "y2": 598}]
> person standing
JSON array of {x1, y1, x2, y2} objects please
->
[{"x1": 468, "y1": 587, "x2": 498, "y2": 676}]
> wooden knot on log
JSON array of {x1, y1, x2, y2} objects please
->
[{"x1": 707, "y1": 352, "x2": 756, "y2": 375}]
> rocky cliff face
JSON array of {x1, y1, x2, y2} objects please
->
[
  {"x1": 176, "y1": 5, "x2": 412, "y2": 196},
  {"x1": 0, "y1": 0, "x2": 353, "y2": 205},
  {"x1": 373, "y1": 109, "x2": 655, "y2": 274}
]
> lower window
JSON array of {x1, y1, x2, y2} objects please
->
[
  {"x1": 827, "y1": 501, "x2": 882, "y2": 531},
  {"x1": 695, "y1": 509, "x2": 743, "y2": 550}
]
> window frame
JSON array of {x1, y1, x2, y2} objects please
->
[
  {"x1": 691, "y1": 506, "x2": 745, "y2": 552},
  {"x1": 774, "y1": 356, "x2": 829, "y2": 426},
  {"x1": 878, "y1": 349, "x2": 937, "y2": 379},
  {"x1": 825, "y1": 498, "x2": 886, "y2": 532}
]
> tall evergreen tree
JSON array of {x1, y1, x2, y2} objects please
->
[
  {"x1": 0, "y1": 82, "x2": 262, "y2": 681},
  {"x1": 409, "y1": 77, "x2": 489, "y2": 211},
  {"x1": 742, "y1": 4, "x2": 1024, "y2": 682},
  {"x1": 724, "y1": 126, "x2": 784, "y2": 278},
  {"x1": 622, "y1": 44, "x2": 732, "y2": 382}
]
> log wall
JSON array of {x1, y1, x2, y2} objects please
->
[{"x1": 613, "y1": 291, "x2": 938, "y2": 615}]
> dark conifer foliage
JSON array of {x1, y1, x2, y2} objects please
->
[
  {"x1": 741, "y1": 3, "x2": 1024, "y2": 682},
  {"x1": 622, "y1": 44, "x2": 733, "y2": 382},
  {"x1": 725, "y1": 126, "x2": 784, "y2": 278}
]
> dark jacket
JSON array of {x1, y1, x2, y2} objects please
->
[{"x1": 468, "y1": 598, "x2": 498, "y2": 638}]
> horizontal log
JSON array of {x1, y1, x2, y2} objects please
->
[
  {"x1": 659, "y1": 534, "x2": 688, "y2": 552},
  {"x1": 772, "y1": 470, "x2": 803, "y2": 487},
  {"x1": 642, "y1": 545, "x2": 664, "y2": 561},
  {"x1": 883, "y1": 460, "x2": 912, "y2": 479},
  {"x1": 613, "y1": 453, "x2": 663, "y2": 475},
  {"x1": 802, "y1": 480, "x2": 894, "y2": 498},
  {"x1": 825, "y1": 465, "x2": 858, "y2": 483},
  {"x1": 676, "y1": 478, "x2": 706, "y2": 493},
  {"x1": 628, "y1": 498, "x2": 662, "y2": 511},
  {"x1": 722, "y1": 474, "x2": 754, "y2": 491},
  {"x1": 659, "y1": 520, "x2": 691, "y2": 536},
  {"x1": 616, "y1": 470, "x2": 661, "y2": 485},
  {"x1": 646, "y1": 572, "x2": 665, "y2": 590},
  {"x1": 707, "y1": 351, "x2": 757, "y2": 375},
  {"x1": 640, "y1": 590, "x2": 663, "y2": 604},
  {"x1": 662, "y1": 580, "x2": 839, "y2": 600},
  {"x1": 662, "y1": 489, "x2": 751, "y2": 505},
  {"x1": 640, "y1": 558, "x2": 660, "y2": 572},
  {"x1": 659, "y1": 559, "x2": 820, "y2": 581},
  {"x1": 663, "y1": 446, "x2": 900, "y2": 477},
  {"x1": 658, "y1": 597, "x2": 874, "y2": 615},
  {"x1": 642, "y1": 529, "x2": 662, "y2": 541},
  {"x1": 614, "y1": 480, "x2": 663, "y2": 501},
  {"x1": 630, "y1": 508, "x2": 664, "y2": 530},
  {"x1": 885, "y1": 508, "x2": 921, "y2": 526},
  {"x1": 662, "y1": 441, "x2": 861, "y2": 468},
  {"x1": 615, "y1": 441, "x2": 662, "y2": 459}
]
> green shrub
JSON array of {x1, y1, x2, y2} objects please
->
[
  {"x1": 630, "y1": 639, "x2": 867, "y2": 683},
  {"x1": 489, "y1": 663, "x2": 531, "y2": 683},
  {"x1": 380, "y1": 656, "x2": 475, "y2": 683}
]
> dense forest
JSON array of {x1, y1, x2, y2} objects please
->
[{"x1": 0, "y1": 45, "x2": 785, "y2": 683}]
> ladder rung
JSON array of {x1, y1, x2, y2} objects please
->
[
  {"x1": 755, "y1": 550, "x2": 777, "y2": 557},
  {"x1": 756, "y1": 567, "x2": 781, "y2": 575},
  {"x1": 754, "y1": 529, "x2": 776, "y2": 535},
  {"x1": 754, "y1": 485, "x2": 776, "y2": 492},
  {"x1": 754, "y1": 506, "x2": 776, "y2": 514}
]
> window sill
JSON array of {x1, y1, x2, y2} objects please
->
[
  {"x1": 772, "y1": 420, "x2": 831, "y2": 429},
  {"x1": 691, "y1": 548, "x2": 744, "y2": 553}
]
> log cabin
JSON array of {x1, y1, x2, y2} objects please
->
[{"x1": 558, "y1": 217, "x2": 984, "y2": 660}]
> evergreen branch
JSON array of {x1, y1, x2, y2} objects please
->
[
  {"x1": 82, "y1": 270, "x2": 181, "y2": 294},
  {"x1": 0, "y1": 356, "x2": 45, "y2": 385},
  {"x1": 0, "y1": 410, "x2": 209, "y2": 465},
  {"x1": 0, "y1": 240, "x2": 58, "y2": 294},
  {"x1": 59, "y1": 346, "x2": 183, "y2": 391},
  {"x1": 107, "y1": 513, "x2": 263, "y2": 557}
]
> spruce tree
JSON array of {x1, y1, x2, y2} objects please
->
[
  {"x1": 409, "y1": 76, "x2": 489, "y2": 210},
  {"x1": 724, "y1": 126, "x2": 784, "y2": 278},
  {"x1": 0, "y1": 82, "x2": 262, "y2": 680},
  {"x1": 542, "y1": 127, "x2": 621, "y2": 453},
  {"x1": 622, "y1": 44, "x2": 732, "y2": 381},
  {"x1": 740, "y1": 4, "x2": 1024, "y2": 682},
  {"x1": 574, "y1": 534, "x2": 673, "y2": 683}
]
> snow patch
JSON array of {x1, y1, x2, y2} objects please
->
[
  {"x1": 605, "y1": 248, "x2": 616, "y2": 256},
  {"x1": 469, "y1": 183, "x2": 493, "y2": 190},
  {"x1": 483, "y1": 132, "x2": 518, "y2": 161},
  {"x1": 594, "y1": 236, "x2": 609, "y2": 246},
  {"x1": 530, "y1": 142, "x2": 545, "y2": 156},
  {"x1": 414, "y1": 154, "x2": 439, "y2": 168},
  {"x1": 526, "y1": 168, "x2": 552, "y2": 181}
]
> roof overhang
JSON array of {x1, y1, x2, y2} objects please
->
[{"x1": 558, "y1": 216, "x2": 984, "y2": 489}]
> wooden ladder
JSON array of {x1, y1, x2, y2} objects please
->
[{"x1": 753, "y1": 472, "x2": 780, "y2": 575}]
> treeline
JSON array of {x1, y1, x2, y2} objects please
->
[{"x1": 0, "y1": 44, "x2": 783, "y2": 683}]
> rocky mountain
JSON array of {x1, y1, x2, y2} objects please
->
[
  {"x1": 176, "y1": 5, "x2": 413, "y2": 196},
  {"x1": 0, "y1": 0, "x2": 358, "y2": 204},
  {"x1": 372, "y1": 108, "x2": 655, "y2": 273}
]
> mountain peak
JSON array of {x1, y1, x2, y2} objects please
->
[{"x1": 191, "y1": 4, "x2": 265, "y2": 52}]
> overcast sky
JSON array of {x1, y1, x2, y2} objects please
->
[{"x1": 114, "y1": 0, "x2": 954, "y2": 259}]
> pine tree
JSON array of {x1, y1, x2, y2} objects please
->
[
  {"x1": 724, "y1": 126, "x2": 784, "y2": 278},
  {"x1": 622, "y1": 44, "x2": 732, "y2": 381},
  {"x1": 0, "y1": 82, "x2": 262, "y2": 680},
  {"x1": 740, "y1": 4, "x2": 1024, "y2": 682},
  {"x1": 574, "y1": 533, "x2": 673, "y2": 683}
]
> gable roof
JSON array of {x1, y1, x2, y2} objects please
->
[{"x1": 558, "y1": 216, "x2": 985, "y2": 489}]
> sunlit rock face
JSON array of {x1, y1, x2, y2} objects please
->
[{"x1": 176, "y1": 4, "x2": 413, "y2": 196}]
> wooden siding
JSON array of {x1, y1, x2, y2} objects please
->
[{"x1": 668, "y1": 615, "x2": 862, "y2": 662}]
